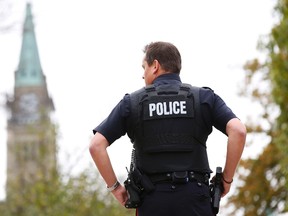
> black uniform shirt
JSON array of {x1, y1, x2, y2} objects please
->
[{"x1": 93, "y1": 73, "x2": 237, "y2": 145}]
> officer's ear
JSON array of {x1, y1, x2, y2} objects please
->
[{"x1": 152, "y1": 59, "x2": 160, "y2": 75}]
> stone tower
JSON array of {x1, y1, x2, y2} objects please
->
[{"x1": 5, "y1": 3, "x2": 57, "y2": 202}]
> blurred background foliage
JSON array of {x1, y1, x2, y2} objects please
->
[
  {"x1": 0, "y1": 164, "x2": 134, "y2": 216},
  {"x1": 226, "y1": 0, "x2": 288, "y2": 215}
]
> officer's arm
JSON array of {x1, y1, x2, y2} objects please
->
[
  {"x1": 222, "y1": 118, "x2": 246, "y2": 196},
  {"x1": 89, "y1": 132, "x2": 128, "y2": 205}
]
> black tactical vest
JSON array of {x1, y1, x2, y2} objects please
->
[{"x1": 127, "y1": 83, "x2": 211, "y2": 174}]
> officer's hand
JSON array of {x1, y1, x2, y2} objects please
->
[
  {"x1": 111, "y1": 184, "x2": 128, "y2": 206},
  {"x1": 221, "y1": 181, "x2": 232, "y2": 197}
]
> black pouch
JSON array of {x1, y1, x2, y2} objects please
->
[
  {"x1": 132, "y1": 168, "x2": 155, "y2": 193},
  {"x1": 172, "y1": 171, "x2": 189, "y2": 184},
  {"x1": 140, "y1": 173, "x2": 155, "y2": 193}
]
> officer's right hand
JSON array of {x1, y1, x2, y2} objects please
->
[{"x1": 112, "y1": 184, "x2": 129, "y2": 206}]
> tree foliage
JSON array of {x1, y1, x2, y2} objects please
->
[
  {"x1": 227, "y1": 0, "x2": 288, "y2": 215},
  {"x1": 0, "y1": 164, "x2": 134, "y2": 216},
  {"x1": 0, "y1": 118, "x2": 133, "y2": 216}
]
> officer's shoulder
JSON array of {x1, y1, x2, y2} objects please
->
[
  {"x1": 128, "y1": 86, "x2": 147, "y2": 97},
  {"x1": 124, "y1": 86, "x2": 148, "y2": 104},
  {"x1": 182, "y1": 83, "x2": 214, "y2": 93},
  {"x1": 200, "y1": 86, "x2": 214, "y2": 92},
  {"x1": 197, "y1": 87, "x2": 215, "y2": 98},
  {"x1": 185, "y1": 85, "x2": 215, "y2": 101}
]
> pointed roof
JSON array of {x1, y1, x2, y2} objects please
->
[{"x1": 15, "y1": 3, "x2": 44, "y2": 87}]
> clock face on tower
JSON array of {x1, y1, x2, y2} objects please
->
[{"x1": 18, "y1": 93, "x2": 40, "y2": 123}]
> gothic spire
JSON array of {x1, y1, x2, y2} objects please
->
[{"x1": 15, "y1": 3, "x2": 44, "y2": 87}]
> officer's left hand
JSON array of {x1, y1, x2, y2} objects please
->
[{"x1": 221, "y1": 181, "x2": 231, "y2": 197}]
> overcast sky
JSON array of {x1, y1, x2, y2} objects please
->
[{"x1": 0, "y1": 0, "x2": 276, "y2": 209}]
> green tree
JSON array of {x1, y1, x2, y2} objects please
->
[
  {"x1": 0, "y1": 164, "x2": 134, "y2": 216},
  {"x1": 227, "y1": 0, "x2": 288, "y2": 215},
  {"x1": 1, "y1": 92, "x2": 134, "y2": 215},
  {"x1": 0, "y1": 119, "x2": 134, "y2": 216}
]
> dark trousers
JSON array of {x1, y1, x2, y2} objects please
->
[{"x1": 137, "y1": 181, "x2": 214, "y2": 216}]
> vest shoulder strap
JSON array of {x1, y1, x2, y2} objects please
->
[{"x1": 181, "y1": 83, "x2": 200, "y2": 117}]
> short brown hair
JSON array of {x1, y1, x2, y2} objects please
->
[{"x1": 143, "y1": 41, "x2": 182, "y2": 74}]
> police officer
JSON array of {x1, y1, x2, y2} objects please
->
[{"x1": 89, "y1": 41, "x2": 246, "y2": 216}]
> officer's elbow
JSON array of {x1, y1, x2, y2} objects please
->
[
  {"x1": 239, "y1": 125, "x2": 247, "y2": 140},
  {"x1": 89, "y1": 137, "x2": 98, "y2": 155},
  {"x1": 237, "y1": 121, "x2": 247, "y2": 142},
  {"x1": 89, "y1": 132, "x2": 109, "y2": 156},
  {"x1": 227, "y1": 118, "x2": 247, "y2": 142}
]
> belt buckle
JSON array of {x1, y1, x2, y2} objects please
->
[{"x1": 172, "y1": 171, "x2": 189, "y2": 184}]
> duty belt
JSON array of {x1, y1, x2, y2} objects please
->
[{"x1": 148, "y1": 171, "x2": 210, "y2": 186}]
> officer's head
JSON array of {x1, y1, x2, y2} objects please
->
[{"x1": 142, "y1": 41, "x2": 182, "y2": 86}]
